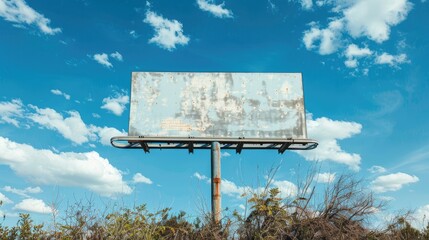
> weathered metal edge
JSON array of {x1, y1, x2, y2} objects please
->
[{"x1": 110, "y1": 136, "x2": 318, "y2": 152}]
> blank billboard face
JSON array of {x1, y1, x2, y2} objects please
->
[{"x1": 129, "y1": 72, "x2": 307, "y2": 139}]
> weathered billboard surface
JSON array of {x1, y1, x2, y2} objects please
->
[{"x1": 129, "y1": 72, "x2": 307, "y2": 139}]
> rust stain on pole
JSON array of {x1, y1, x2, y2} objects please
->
[{"x1": 211, "y1": 142, "x2": 221, "y2": 224}]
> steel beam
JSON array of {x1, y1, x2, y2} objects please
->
[
  {"x1": 211, "y1": 142, "x2": 221, "y2": 224},
  {"x1": 278, "y1": 142, "x2": 292, "y2": 154}
]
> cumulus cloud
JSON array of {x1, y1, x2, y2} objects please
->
[
  {"x1": 3, "y1": 186, "x2": 42, "y2": 198},
  {"x1": 0, "y1": 136, "x2": 132, "y2": 197},
  {"x1": 303, "y1": 19, "x2": 343, "y2": 55},
  {"x1": 93, "y1": 53, "x2": 112, "y2": 68},
  {"x1": 0, "y1": 192, "x2": 13, "y2": 204},
  {"x1": 0, "y1": 99, "x2": 24, "y2": 127},
  {"x1": 28, "y1": 106, "x2": 93, "y2": 145},
  {"x1": 110, "y1": 51, "x2": 123, "y2": 61},
  {"x1": 371, "y1": 172, "x2": 419, "y2": 193},
  {"x1": 101, "y1": 91, "x2": 129, "y2": 116},
  {"x1": 375, "y1": 52, "x2": 409, "y2": 66},
  {"x1": 133, "y1": 173, "x2": 153, "y2": 184},
  {"x1": 344, "y1": 44, "x2": 372, "y2": 68},
  {"x1": 196, "y1": 0, "x2": 233, "y2": 18},
  {"x1": 144, "y1": 10, "x2": 190, "y2": 51},
  {"x1": 220, "y1": 178, "x2": 296, "y2": 199},
  {"x1": 297, "y1": 114, "x2": 362, "y2": 171},
  {"x1": 299, "y1": 0, "x2": 313, "y2": 10},
  {"x1": 93, "y1": 51, "x2": 123, "y2": 68},
  {"x1": 413, "y1": 204, "x2": 429, "y2": 229},
  {"x1": 302, "y1": 0, "x2": 413, "y2": 67},
  {"x1": 343, "y1": 0, "x2": 413, "y2": 43},
  {"x1": 26, "y1": 103, "x2": 124, "y2": 146},
  {"x1": 368, "y1": 165, "x2": 387, "y2": 174},
  {"x1": 314, "y1": 172, "x2": 336, "y2": 183},
  {"x1": 0, "y1": 0, "x2": 61, "y2": 35},
  {"x1": 14, "y1": 198, "x2": 53, "y2": 214},
  {"x1": 192, "y1": 173, "x2": 297, "y2": 199},
  {"x1": 50, "y1": 89, "x2": 70, "y2": 100},
  {"x1": 222, "y1": 179, "x2": 254, "y2": 198},
  {"x1": 272, "y1": 180, "x2": 298, "y2": 198},
  {"x1": 193, "y1": 172, "x2": 209, "y2": 181},
  {"x1": 221, "y1": 152, "x2": 231, "y2": 157},
  {"x1": 90, "y1": 126, "x2": 125, "y2": 146}
]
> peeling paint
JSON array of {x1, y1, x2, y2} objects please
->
[{"x1": 129, "y1": 72, "x2": 307, "y2": 139}]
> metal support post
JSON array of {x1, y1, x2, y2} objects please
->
[{"x1": 211, "y1": 141, "x2": 221, "y2": 224}]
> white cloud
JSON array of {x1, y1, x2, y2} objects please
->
[
  {"x1": 194, "y1": 175, "x2": 297, "y2": 199},
  {"x1": 371, "y1": 172, "x2": 419, "y2": 193},
  {"x1": 222, "y1": 179, "x2": 297, "y2": 199},
  {"x1": 0, "y1": 0, "x2": 61, "y2": 35},
  {"x1": 300, "y1": 0, "x2": 313, "y2": 10},
  {"x1": 222, "y1": 179, "x2": 253, "y2": 198},
  {"x1": 297, "y1": 114, "x2": 362, "y2": 171},
  {"x1": 193, "y1": 172, "x2": 208, "y2": 181},
  {"x1": 314, "y1": 172, "x2": 336, "y2": 183},
  {"x1": 343, "y1": 0, "x2": 413, "y2": 43},
  {"x1": 93, "y1": 51, "x2": 123, "y2": 68},
  {"x1": 14, "y1": 198, "x2": 53, "y2": 214},
  {"x1": 344, "y1": 44, "x2": 372, "y2": 68},
  {"x1": 93, "y1": 53, "x2": 112, "y2": 68},
  {"x1": 91, "y1": 126, "x2": 125, "y2": 146},
  {"x1": 0, "y1": 192, "x2": 13, "y2": 204},
  {"x1": 315, "y1": 0, "x2": 327, "y2": 7},
  {"x1": 0, "y1": 99, "x2": 24, "y2": 127},
  {"x1": 368, "y1": 165, "x2": 386, "y2": 174},
  {"x1": 130, "y1": 30, "x2": 139, "y2": 38},
  {"x1": 110, "y1": 51, "x2": 123, "y2": 61},
  {"x1": 50, "y1": 89, "x2": 70, "y2": 100},
  {"x1": 302, "y1": 0, "x2": 413, "y2": 64},
  {"x1": 27, "y1": 104, "x2": 124, "y2": 146},
  {"x1": 303, "y1": 19, "x2": 343, "y2": 55},
  {"x1": 101, "y1": 91, "x2": 129, "y2": 116},
  {"x1": 0, "y1": 136, "x2": 132, "y2": 197},
  {"x1": 196, "y1": 0, "x2": 233, "y2": 18},
  {"x1": 272, "y1": 180, "x2": 298, "y2": 198},
  {"x1": 133, "y1": 173, "x2": 153, "y2": 184},
  {"x1": 379, "y1": 196, "x2": 395, "y2": 201},
  {"x1": 28, "y1": 106, "x2": 93, "y2": 145},
  {"x1": 375, "y1": 52, "x2": 408, "y2": 66},
  {"x1": 92, "y1": 113, "x2": 101, "y2": 119},
  {"x1": 413, "y1": 204, "x2": 429, "y2": 229},
  {"x1": 221, "y1": 152, "x2": 231, "y2": 157},
  {"x1": 344, "y1": 59, "x2": 358, "y2": 68},
  {"x1": 144, "y1": 10, "x2": 190, "y2": 51},
  {"x1": 3, "y1": 186, "x2": 42, "y2": 198},
  {"x1": 267, "y1": 0, "x2": 276, "y2": 11}
]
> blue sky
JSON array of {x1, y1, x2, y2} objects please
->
[{"x1": 1, "y1": 0, "x2": 429, "y2": 228}]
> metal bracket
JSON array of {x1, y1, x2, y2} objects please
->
[
  {"x1": 236, "y1": 142, "x2": 244, "y2": 154},
  {"x1": 278, "y1": 142, "x2": 292, "y2": 154},
  {"x1": 188, "y1": 142, "x2": 194, "y2": 154},
  {"x1": 140, "y1": 142, "x2": 150, "y2": 153}
]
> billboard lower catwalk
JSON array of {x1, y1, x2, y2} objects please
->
[{"x1": 111, "y1": 72, "x2": 317, "y2": 153}]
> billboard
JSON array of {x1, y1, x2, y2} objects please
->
[{"x1": 129, "y1": 72, "x2": 307, "y2": 140}]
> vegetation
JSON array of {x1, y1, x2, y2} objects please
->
[{"x1": 1, "y1": 173, "x2": 428, "y2": 239}]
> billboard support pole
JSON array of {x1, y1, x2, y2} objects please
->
[{"x1": 211, "y1": 141, "x2": 221, "y2": 224}]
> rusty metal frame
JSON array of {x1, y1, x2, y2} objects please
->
[{"x1": 111, "y1": 136, "x2": 318, "y2": 154}]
